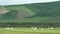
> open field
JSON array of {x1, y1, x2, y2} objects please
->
[
  {"x1": 0, "y1": 1, "x2": 60, "y2": 34},
  {"x1": 0, "y1": 17, "x2": 49, "y2": 22},
  {"x1": 0, "y1": 27, "x2": 60, "y2": 34}
]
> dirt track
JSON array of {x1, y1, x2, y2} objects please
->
[{"x1": 0, "y1": 6, "x2": 9, "y2": 14}]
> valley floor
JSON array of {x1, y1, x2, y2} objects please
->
[{"x1": 0, "y1": 27, "x2": 60, "y2": 34}]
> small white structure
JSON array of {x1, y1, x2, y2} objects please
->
[
  {"x1": 5, "y1": 27, "x2": 13, "y2": 30},
  {"x1": 50, "y1": 27, "x2": 54, "y2": 29},
  {"x1": 32, "y1": 27, "x2": 37, "y2": 30},
  {"x1": 48, "y1": 27, "x2": 51, "y2": 29},
  {"x1": 34, "y1": 27, "x2": 37, "y2": 30},
  {"x1": 32, "y1": 27, "x2": 34, "y2": 29},
  {"x1": 41, "y1": 28, "x2": 44, "y2": 30},
  {"x1": 5, "y1": 27, "x2": 10, "y2": 30},
  {"x1": 10, "y1": 28, "x2": 13, "y2": 30}
]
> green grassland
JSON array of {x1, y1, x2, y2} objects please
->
[
  {"x1": 0, "y1": 1, "x2": 60, "y2": 27},
  {"x1": 0, "y1": 1, "x2": 60, "y2": 34},
  {"x1": 3, "y1": 1, "x2": 60, "y2": 23},
  {"x1": 0, "y1": 17, "x2": 49, "y2": 22},
  {"x1": 1, "y1": 6, "x2": 49, "y2": 23},
  {"x1": 0, "y1": 27, "x2": 60, "y2": 34}
]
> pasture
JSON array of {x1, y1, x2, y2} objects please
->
[{"x1": 0, "y1": 27, "x2": 60, "y2": 34}]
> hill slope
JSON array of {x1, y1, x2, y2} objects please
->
[{"x1": 0, "y1": 1, "x2": 60, "y2": 23}]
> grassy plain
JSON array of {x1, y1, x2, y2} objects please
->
[{"x1": 0, "y1": 27, "x2": 60, "y2": 34}]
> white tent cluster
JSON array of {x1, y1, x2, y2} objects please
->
[
  {"x1": 31, "y1": 27, "x2": 54, "y2": 30},
  {"x1": 5, "y1": 27, "x2": 13, "y2": 30}
]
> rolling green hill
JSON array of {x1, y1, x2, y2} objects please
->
[
  {"x1": 3, "y1": 1, "x2": 60, "y2": 22},
  {"x1": 0, "y1": 1, "x2": 60, "y2": 27}
]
